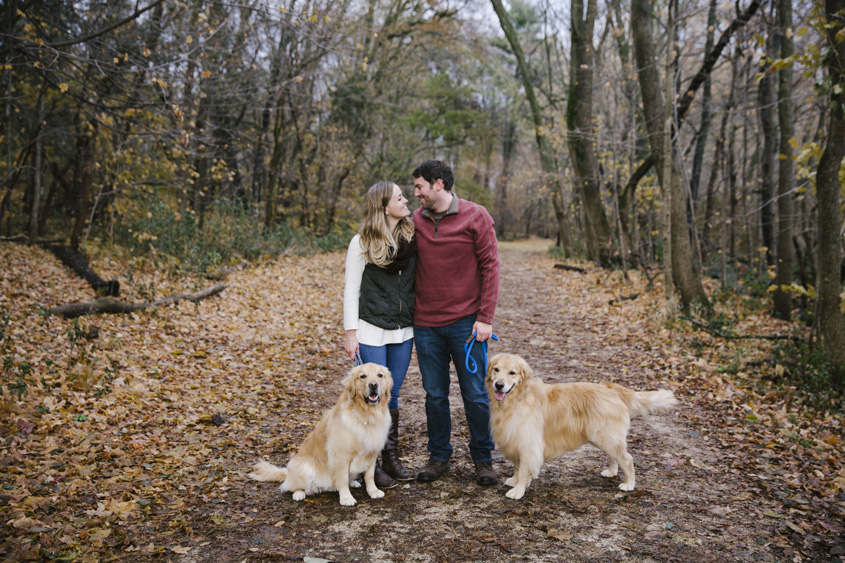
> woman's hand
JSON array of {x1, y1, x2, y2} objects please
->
[{"x1": 344, "y1": 330, "x2": 359, "y2": 359}]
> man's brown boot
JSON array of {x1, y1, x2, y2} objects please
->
[
  {"x1": 475, "y1": 461, "x2": 498, "y2": 486},
  {"x1": 417, "y1": 460, "x2": 449, "y2": 483}
]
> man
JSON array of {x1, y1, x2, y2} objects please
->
[{"x1": 411, "y1": 159, "x2": 500, "y2": 486}]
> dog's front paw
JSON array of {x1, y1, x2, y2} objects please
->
[
  {"x1": 618, "y1": 482, "x2": 635, "y2": 492},
  {"x1": 601, "y1": 469, "x2": 618, "y2": 478},
  {"x1": 350, "y1": 479, "x2": 362, "y2": 488},
  {"x1": 368, "y1": 488, "x2": 385, "y2": 499},
  {"x1": 339, "y1": 495, "x2": 357, "y2": 506},
  {"x1": 504, "y1": 476, "x2": 517, "y2": 487},
  {"x1": 292, "y1": 490, "x2": 306, "y2": 501},
  {"x1": 505, "y1": 486, "x2": 526, "y2": 500}
]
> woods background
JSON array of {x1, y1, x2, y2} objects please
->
[{"x1": 2, "y1": 0, "x2": 845, "y2": 376}]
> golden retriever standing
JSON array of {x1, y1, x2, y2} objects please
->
[
  {"x1": 248, "y1": 363, "x2": 393, "y2": 506},
  {"x1": 486, "y1": 353, "x2": 678, "y2": 499}
]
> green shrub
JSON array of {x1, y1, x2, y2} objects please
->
[
  {"x1": 1, "y1": 307, "x2": 31, "y2": 400},
  {"x1": 112, "y1": 198, "x2": 355, "y2": 273},
  {"x1": 771, "y1": 340, "x2": 844, "y2": 410}
]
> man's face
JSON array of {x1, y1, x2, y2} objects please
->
[{"x1": 414, "y1": 177, "x2": 439, "y2": 211}]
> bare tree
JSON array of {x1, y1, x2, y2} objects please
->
[
  {"x1": 631, "y1": 0, "x2": 708, "y2": 308},
  {"x1": 816, "y1": 0, "x2": 845, "y2": 372},
  {"x1": 566, "y1": 0, "x2": 614, "y2": 266},
  {"x1": 772, "y1": 0, "x2": 795, "y2": 321}
]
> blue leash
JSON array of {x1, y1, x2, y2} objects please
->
[{"x1": 464, "y1": 332, "x2": 499, "y2": 375}]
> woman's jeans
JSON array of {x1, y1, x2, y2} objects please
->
[
  {"x1": 413, "y1": 315, "x2": 495, "y2": 464},
  {"x1": 358, "y1": 338, "x2": 413, "y2": 411}
]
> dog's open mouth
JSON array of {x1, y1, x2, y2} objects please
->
[
  {"x1": 365, "y1": 392, "x2": 381, "y2": 404},
  {"x1": 493, "y1": 383, "x2": 514, "y2": 401}
]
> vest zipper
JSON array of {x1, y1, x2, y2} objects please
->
[{"x1": 397, "y1": 270, "x2": 403, "y2": 329}]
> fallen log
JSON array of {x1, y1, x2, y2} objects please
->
[
  {"x1": 553, "y1": 264, "x2": 587, "y2": 274},
  {"x1": 47, "y1": 282, "x2": 226, "y2": 318},
  {"x1": 42, "y1": 244, "x2": 120, "y2": 297}
]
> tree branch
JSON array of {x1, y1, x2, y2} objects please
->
[
  {"x1": 43, "y1": 0, "x2": 166, "y2": 48},
  {"x1": 622, "y1": 0, "x2": 762, "y2": 197},
  {"x1": 682, "y1": 315, "x2": 807, "y2": 343}
]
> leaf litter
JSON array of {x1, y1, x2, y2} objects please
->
[{"x1": 0, "y1": 239, "x2": 842, "y2": 562}]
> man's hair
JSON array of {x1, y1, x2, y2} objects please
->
[{"x1": 412, "y1": 160, "x2": 454, "y2": 191}]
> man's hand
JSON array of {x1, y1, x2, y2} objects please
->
[
  {"x1": 470, "y1": 321, "x2": 493, "y2": 342},
  {"x1": 344, "y1": 330, "x2": 359, "y2": 359}
]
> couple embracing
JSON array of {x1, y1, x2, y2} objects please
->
[{"x1": 343, "y1": 159, "x2": 501, "y2": 489}]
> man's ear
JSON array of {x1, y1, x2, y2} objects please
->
[{"x1": 434, "y1": 178, "x2": 444, "y2": 191}]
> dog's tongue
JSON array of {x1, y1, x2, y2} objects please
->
[
  {"x1": 494, "y1": 392, "x2": 506, "y2": 401},
  {"x1": 369, "y1": 393, "x2": 379, "y2": 402}
]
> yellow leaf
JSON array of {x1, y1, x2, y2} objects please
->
[{"x1": 59, "y1": 83, "x2": 68, "y2": 93}]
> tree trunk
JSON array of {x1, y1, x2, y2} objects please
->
[
  {"x1": 757, "y1": 24, "x2": 777, "y2": 268},
  {"x1": 70, "y1": 119, "x2": 97, "y2": 250},
  {"x1": 816, "y1": 0, "x2": 845, "y2": 372},
  {"x1": 30, "y1": 94, "x2": 43, "y2": 242},
  {"x1": 689, "y1": 0, "x2": 717, "y2": 207},
  {"x1": 772, "y1": 0, "x2": 795, "y2": 321},
  {"x1": 490, "y1": 0, "x2": 568, "y2": 255},
  {"x1": 566, "y1": 0, "x2": 613, "y2": 266},
  {"x1": 631, "y1": 0, "x2": 709, "y2": 308},
  {"x1": 661, "y1": 0, "x2": 676, "y2": 302},
  {"x1": 496, "y1": 118, "x2": 517, "y2": 239}
]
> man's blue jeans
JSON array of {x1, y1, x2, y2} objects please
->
[
  {"x1": 414, "y1": 315, "x2": 495, "y2": 464},
  {"x1": 359, "y1": 339, "x2": 414, "y2": 411}
]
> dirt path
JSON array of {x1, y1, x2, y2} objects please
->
[{"x1": 180, "y1": 241, "x2": 784, "y2": 563}]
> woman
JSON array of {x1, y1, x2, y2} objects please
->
[{"x1": 343, "y1": 181, "x2": 416, "y2": 488}]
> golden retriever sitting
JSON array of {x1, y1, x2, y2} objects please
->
[
  {"x1": 248, "y1": 363, "x2": 393, "y2": 506},
  {"x1": 486, "y1": 353, "x2": 678, "y2": 499}
]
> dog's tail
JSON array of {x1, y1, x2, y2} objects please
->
[
  {"x1": 602, "y1": 382, "x2": 679, "y2": 418},
  {"x1": 247, "y1": 459, "x2": 287, "y2": 482}
]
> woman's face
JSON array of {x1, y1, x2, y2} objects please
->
[{"x1": 385, "y1": 185, "x2": 410, "y2": 222}]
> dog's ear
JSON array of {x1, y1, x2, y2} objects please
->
[
  {"x1": 487, "y1": 354, "x2": 502, "y2": 380},
  {"x1": 517, "y1": 356, "x2": 533, "y2": 380},
  {"x1": 378, "y1": 366, "x2": 394, "y2": 395},
  {"x1": 342, "y1": 364, "x2": 365, "y2": 390}
]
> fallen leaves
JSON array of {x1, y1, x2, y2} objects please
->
[{"x1": 1, "y1": 242, "x2": 843, "y2": 561}]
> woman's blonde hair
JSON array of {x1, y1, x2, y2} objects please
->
[{"x1": 359, "y1": 181, "x2": 415, "y2": 267}]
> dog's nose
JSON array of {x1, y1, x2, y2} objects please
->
[
  {"x1": 494, "y1": 381, "x2": 504, "y2": 391},
  {"x1": 368, "y1": 382, "x2": 379, "y2": 391}
]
